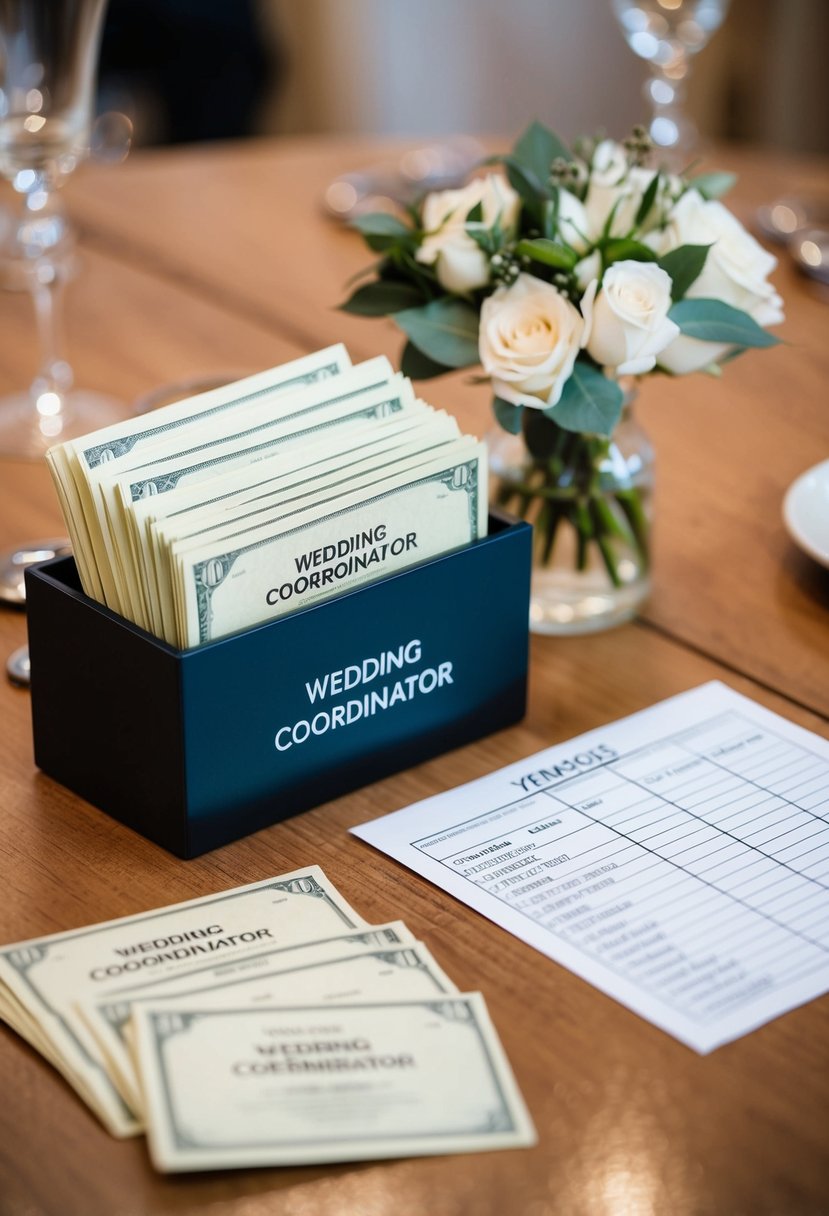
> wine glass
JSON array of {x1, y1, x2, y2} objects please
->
[
  {"x1": 611, "y1": 0, "x2": 731, "y2": 163},
  {"x1": 0, "y1": 0, "x2": 125, "y2": 459}
]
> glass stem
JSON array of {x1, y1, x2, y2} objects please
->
[
  {"x1": 31, "y1": 263, "x2": 71, "y2": 395},
  {"x1": 19, "y1": 190, "x2": 75, "y2": 419},
  {"x1": 646, "y1": 59, "x2": 691, "y2": 167}
]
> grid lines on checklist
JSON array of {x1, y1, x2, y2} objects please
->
[{"x1": 412, "y1": 709, "x2": 829, "y2": 1026}]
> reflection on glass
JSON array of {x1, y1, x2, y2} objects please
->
[
  {"x1": 0, "y1": 0, "x2": 127, "y2": 459},
  {"x1": 611, "y1": 0, "x2": 730, "y2": 162}
]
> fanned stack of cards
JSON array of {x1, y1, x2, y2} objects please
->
[
  {"x1": 46, "y1": 346, "x2": 488, "y2": 648},
  {"x1": 0, "y1": 867, "x2": 535, "y2": 1171}
]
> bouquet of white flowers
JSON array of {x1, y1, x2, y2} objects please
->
[{"x1": 342, "y1": 122, "x2": 783, "y2": 630}]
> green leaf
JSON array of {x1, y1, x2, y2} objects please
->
[
  {"x1": 515, "y1": 238, "x2": 577, "y2": 271},
  {"x1": 524, "y1": 408, "x2": 562, "y2": 460},
  {"x1": 467, "y1": 226, "x2": 499, "y2": 255},
  {"x1": 465, "y1": 200, "x2": 483, "y2": 224},
  {"x1": 690, "y1": 171, "x2": 737, "y2": 200},
  {"x1": 512, "y1": 121, "x2": 573, "y2": 183},
  {"x1": 482, "y1": 155, "x2": 548, "y2": 222},
  {"x1": 350, "y1": 212, "x2": 410, "y2": 238},
  {"x1": 542, "y1": 195, "x2": 559, "y2": 241},
  {"x1": 400, "y1": 340, "x2": 451, "y2": 380},
  {"x1": 635, "y1": 172, "x2": 660, "y2": 228},
  {"x1": 349, "y1": 212, "x2": 414, "y2": 252},
  {"x1": 603, "y1": 238, "x2": 659, "y2": 265},
  {"x1": 544, "y1": 361, "x2": 624, "y2": 436},
  {"x1": 493, "y1": 396, "x2": 524, "y2": 434},
  {"x1": 668, "y1": 298, "x2": 781, "y2": 348},
  {"x1": 395, "y1": 298, "x2": 481, "y2": 369},
  {"x1": 657, "y1": 244, "x2": 711, "y2": 300},
  {"x1": 338, "y1": 280, "x2": 425, "y2": 316},
  {"x1": 506, "y1": 165, "x2": 546, "y2": 223}
]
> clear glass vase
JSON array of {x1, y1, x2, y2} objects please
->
[{"x1": 488, "y1": 390, "x2": 654, "y2": 635}]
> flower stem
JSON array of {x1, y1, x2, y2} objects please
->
[
  {"x1": 573, "y1": 501, "x2": 592, "y2": 571},
  {"x1": 615, "y1": 487, "x2": 651, "y2": 569},
  {"x1": 496, "y1": 407, "x2": 651, "y2": 591},
  {"x1": 589, "y1": 499, "x2": 623, "y2": 587}
]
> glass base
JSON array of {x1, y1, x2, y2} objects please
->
[
  {"x1": 0, "y1": 390, "x2": 127, "y2": 460},
  {"x1": 134, "y1": 371, "x2": 247, "y2": 415},
  {"x1": 530, "y1": 569, "x2": 651, "y2": 636}
]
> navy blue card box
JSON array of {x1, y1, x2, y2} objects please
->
[{"x1": 25, "y1": 512, "x2": 531, "y2": 858}]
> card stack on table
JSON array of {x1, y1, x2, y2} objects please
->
[
  {"x1": 0, "y1": 867, "x2": 535, "y2": 1171},
  {"x1": 46, "y1": 346, "x2": 488, "y2": 648}
]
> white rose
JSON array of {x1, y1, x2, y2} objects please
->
[
  {"x1": 415, "y1": 174, "x2": 520, "y2": 294},
  {"x1": 583, "y1": 141, "x2": 681, "y2": 243},
  {"x1": 585, "y1": 166, "x2": 651, "y2": 242},
  {"x1": 583, "y1": 141, "x2": 643, "y2": 241},
  {"x1": 574, "y1": 249, "x2": 601, "y2": 291},
  {"x1": 479, "y1": 273, "x2": 584, "y2": 409},
  {"x1": 581, "y1": 260, "x2": 679, "y2": 377},
  {"x1": 591, "y1": 139, "x2": 628, "y2": 185},
  {"x1": 655, "y1": 189, "x2": 784, "y2": 374},
  {"x1": 557, "y1": 188, "x2": 590, "y2": 253}
]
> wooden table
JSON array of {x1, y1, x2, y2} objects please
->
[{"x1": 1, "y1": 137, "x2": 828, "y2": 1216}]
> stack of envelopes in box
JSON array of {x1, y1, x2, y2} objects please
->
[{"x1": 46, "y1": 346, "x2": 488, "y2": 649}]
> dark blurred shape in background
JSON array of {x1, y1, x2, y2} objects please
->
[
  {"x1": 98, "y1": 0, "x2": 278, "y2": 146},
  {"x1": 94, "y1": 0, "x2": 827, "y2": 154}
]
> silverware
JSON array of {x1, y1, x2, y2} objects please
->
[
  {"x1": 790, "y1": 227, "x2": 829, "y2": 286},
  {"x1": 0, "y1": 538, "x2": 71, "y2": 607},
  {"x1": 755, "y1": 196, "x2": 829, "y2": 245},
  {"x1": 6, "y1": 644, "x2": 30, "y2": 687},
  {"x1": 324, "y1": 137, "x2": 484, "y2": 221},
  {"x1": 1, "y1": 538, "x2": 71, "y2": 688}
]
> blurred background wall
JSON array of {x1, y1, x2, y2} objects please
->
[{"x1": 98, "y1": 0, "x2": 829, "y2": 153}]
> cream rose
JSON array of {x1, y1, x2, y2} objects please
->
[
  {"x1": 479, "y1": 273, "x2": 584, "y2": 409},
  {"x1": 655, "y1": 188, "x2": 784, "y2": 374},
  {"x1": 416, "y1": 174, "x2": 520, "y2": 294},
  {"x1": 583, "y1": 140, "x2": 682, "y2": 243},
  {"x1": 581, "y1": 261, "x2": 679, "y2": 376},
  {"x1": 574, "y1": 249, "x2": 601, "y2": 292},
  {"x1": 584, "y1": 141, "x2": 648, "y2": 241},
  {"x1": 556, "y1": 188, "x2": 590, "y2": 253}
]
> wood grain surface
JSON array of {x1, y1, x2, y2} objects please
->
[
  {"x1": 0, "y1": 138, "x2": 827, "y2": 1216},
  {"x1": 68, "y1": 138, "x2": 829, "y2": 717}
]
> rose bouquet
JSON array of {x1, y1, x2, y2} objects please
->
[{"x1": 341, "y1": 122, "x2": 783, "y2": 630}]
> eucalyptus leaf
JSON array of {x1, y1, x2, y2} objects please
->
[
  {"x1": 483, "y1": 153, "x2": 545, "y2": 195},
  {"x1": 493, "y1": 396, "x2": 525, "y2": 435},
  {"x1": 543, "y1": 194, "x2": 560, "y2": 241},
  {"x1": 400, "y1": 340, "x2": 451, "y2": 380},
  {"x1": 339, "y1": 280, "x2": 425, "y2": 316},
  {"x1": 690, "y1": 171, "x2": 737, "y2": 200},
  {"x1": 482, "y1": 155, "x2": 549, "y2": 223},
  {"x1": 513, "y1": 120, "x2": 573, "y2": 182},
  {"x1": 505, "y1": 164, "x2": 546, "y2": 224},
  {"x1": 467, "y1": 227, "x2": 497, "y2": 253},
  {"x1": 544, "y1": 361, "x2": 624, "y2": 436},
  {"x1": 350, "y1": 211, "x2": 414, "y2": 252},
  {"x1": 516, "y1": 237, "x2": 577, "y2": 271},
  {"x1": 634, "y1": 173, "x2": 660, "y2": 228},
  {"x1": 657, "y1": 244, "x2": 711, "y2": 300},
  {"x1": 668, "y1": 298, "x2": 781, "y2": 348},
  {"x1": 395, "y1": 298, "x2": 481, "y2": 369},
  {"x1": 350, "y1": 212, "x2": 411, "y2": 237},
  {"x1": 603, "y1": 238, "x2": 659, "y2": 265}
]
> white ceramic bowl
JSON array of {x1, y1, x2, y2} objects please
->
[{"x1": 783, "y1": 458, "x2": 829, "y2": 568}]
